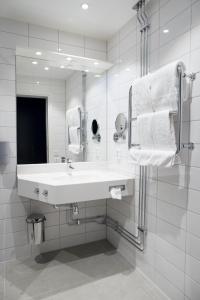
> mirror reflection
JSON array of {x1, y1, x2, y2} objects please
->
[{"x1": 16, "y1": 48, "x2": 108, "y2": 164}]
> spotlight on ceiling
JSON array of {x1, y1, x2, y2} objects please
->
[
  {"x1": 60, "y1": 65, "x2": 65, "y2": 69},
  {"x1": 44, "y1": 67, "x2": 49, "y2": 71},
  {"x1": 32, "y1": 61, "x2": 38, "y2": 65},
  {"x1": 163, "y1": 29, "x2": 169, "y2": 34},
  {"x1": 36, "y1": 51, "x2": 42, "y2": 56},
  {"x1": 81, "y1": 3, "x2": 89, "y2": 10}
]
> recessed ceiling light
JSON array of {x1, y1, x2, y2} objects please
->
[
  {"x1": 126, "y1": 68, "x2": 130, "y2": 71},
  {"x1": 60, "y1": 65, "x2": 65, "y2": 69},
  {"x1": 44, "y1": 67, "x2": 49, "y2": 71},
  {"x1": 94, "y1": 61, "x2": 99, "y2": 66},
  {"x1": 66, "y1": 57, "x2": 72, "y2": 61},
  {"x1": 36, "y1": 51, "x2": 42, "y2": 56},
  {"x1": 58, "y1": 48, "x2": 62, "y2": 52},
  {"x1": 81, "y1": 3, "x2": 89, "y2": 10},
  {"x1": 32, "y1": 61, "x2": 38, "y2": 65},
  {"x1": 163, "y1": 29, "x2": 169, "y2": 34},
  {"x1": 85, "y1": 69, "x2": 89, "y2": 73},
  {"x1": 95, "y1": 74, "x2": 101, "y2": 78},
  {"x1": 36, "y1": 81, "x2": 40, "y2": 85}
]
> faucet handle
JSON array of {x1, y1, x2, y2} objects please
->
[{"x1": 61, "y1": 157, "x2": 66, "y2": 163}]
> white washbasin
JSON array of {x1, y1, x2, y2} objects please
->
[{"x1": 17, "y1": 162, "x2": 135, "y2": 205}]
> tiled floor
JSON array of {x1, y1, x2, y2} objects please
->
[{"x1": 2, "y1": 240, "x2": 168, "y2": 300}]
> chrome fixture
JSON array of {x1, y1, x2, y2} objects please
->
[
  {"x1": 113, "y1": 113, "x2": 127, "y2": 142},
  {"x1": 67, "y1": 158, "x2": 74, "y2": 169}
]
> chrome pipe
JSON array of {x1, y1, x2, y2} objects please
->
[{"x1": 128, "y1": 86, "x2": 132, "y2": 149}]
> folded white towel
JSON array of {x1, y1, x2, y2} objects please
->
[
  {"x1": 69, "y1": 126, "x2": 80, "y2": 145},
  {"x1": 66, "y1": 106, "x2": 81, "y2": 127},
  {"x1": 150, "y1": 61, "x2": 185, "y2": 112},
  {"x1": 130, "y1": 110, "x2": 176, "y2": 167}
]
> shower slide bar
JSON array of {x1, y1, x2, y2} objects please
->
[{"x1": 128, "y1": 64, "x2": 195, "y2": 152}]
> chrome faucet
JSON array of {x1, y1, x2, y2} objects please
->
[{"x1": 67, "y1": 158, "x2": 74, "y2": 169}]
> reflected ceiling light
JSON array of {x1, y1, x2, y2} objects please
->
[
  {"x1": 66, "y1": 57, "x2": 72, "y2": 61},
  {"x1": 95, "y1": 74, "x2": 101, "y2": 78},
  {"x1": 81, "y1": 3, "x2": 89, "y2": 10},
  {"x1": 60, "y1": 65, "x2": 65, "y2": 69},
  {"x1": 36, "y1": 81, "x2": 40, "y2": 85},
  {"x1": 126, "y1": 68, "x2": 130, "y2": 71},
  {"x1": 94, "y1": 61, "x2": 99, "y2": 66},
  {"x1": 35, "y1": 51, "x2": 42, "y2": 56},
  {"x1": 32, "y1": 61, "x2": 38, "y2": 65},
  {"x1": 44, "y1": 67, "x2": 49, "y2": 70},
  {"x1": 163, "y1": 29, "x2": 169, "y2": 34},
  {"x1": 85, "y1": 69, "x2": 89, "y2": 72}
]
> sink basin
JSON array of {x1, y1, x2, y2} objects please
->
[{"x1": 17, "y1": 162, "x2": 134, "y2": 205}]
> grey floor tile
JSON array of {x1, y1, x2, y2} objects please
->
[{"x1": 4, "y1": 240, "x2": 167, "y2": 300}]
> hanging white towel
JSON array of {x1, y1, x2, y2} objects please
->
[
  {"x1": 132, "y1": 74, "x2": 152, "y2": 116},
  {"x1": 150, "y1": 61, "x2": 185, "y2": 112},
  {"x1": 69, "y1": 144, "x2": 82, "y2": 155},
  {"x1": 66, "y1": 106, "x2": 81, "y2": 127},
  {"x1": 69, "y1": 126, "x2": 79, "y2": 145},
  {"x1": 130, "y1": 110, "x2": 177, "y2": 167}
]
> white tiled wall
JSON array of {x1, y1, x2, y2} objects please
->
[
  {"x1": 106, "y1": 0, "x2": 200, "y2": 299},
  {"x1": 85, "y1": 73, "x2": 107, "y2": 162},
  {"x1": 0, "y1": 16, "x2": 107, "y2": 264},
  {"x1": 16, "y1": 75, "x2": 66, "y2": 162}
]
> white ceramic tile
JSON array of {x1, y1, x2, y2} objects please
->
[
  {"x1": 59, "y1": 31, "x2": 84, "y2": 47},
  {"x1": 155, "y1": 253, "x2": 185, "y2": 291},
  {"x1": 157, "y1": 200, "x2": 186, "y2": 229},
  {"x1": 188, "y1": 188, "x2": 200, "y2": 214},
  {"x1": 187, "y1": 211, "x2": 200, "y2": 238},
  {"x1": 189, "y1": 167, "x2": 200, "y2": 191},
  {"x1": 84, "y1": 48, "x2": 106, "y2": 60},
  {"x1": 157, "y1": 181, "x2": 187, "y2": 209},
  {"x1": 0, "y1": 31, "x2": 28, "y2": 49},
  {"x1": 185, "y1": 275, "x2": 200, "y2": 300},
  {"x1": 160, "y1": 9, "x2": 191, "y2": 47},
  {"x1": 29, "y1": 37, "x2": 58, "y2": 51},
  {"x1": 59, "y1": 43, "x2": 84, "y2": 56},
  {"x1": 192, "y1": 0, "x2": 200, "y2": 29},
  {"x1": 29, "y1": 24, "x2": 58, "y2": 42},
  {"x1": 0, "y1": 17, "x2": 28, "y2": 35},
  {"x1": 186, "y1": 254, "x2": 200, "y2": 284},
  {"x1": 157, "y1": 218, "x2": 186, "y2": 250},
  {"x1": 85, "y1": 37, "x2": 106, "y2": 52}
]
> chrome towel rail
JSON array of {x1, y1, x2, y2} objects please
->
[{"x1": 128, "y1": 64, "x2": 194, "y2": 153}]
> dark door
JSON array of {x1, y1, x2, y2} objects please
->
[{"x1": 17, "y1": 97, "x2": 47, "y2": 164}]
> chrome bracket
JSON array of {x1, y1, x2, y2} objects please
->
[
  {"x1": 182, "y1": 143, "x2": 194, "y2": 150},
  {"x1": 183, "y1": 72, "x2": 196, "y2": 81}
]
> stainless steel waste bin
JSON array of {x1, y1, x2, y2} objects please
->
[{"x1": 26, "y1": 213, "x2": 46, "y2": 245}]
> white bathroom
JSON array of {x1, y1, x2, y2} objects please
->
[{"x1": 0, "y1": 0, "x2": 200, "y2": 299}]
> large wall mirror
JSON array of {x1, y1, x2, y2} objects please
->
[{"x1": 16, "y1": 48, "x2": 108, "y2": 164}]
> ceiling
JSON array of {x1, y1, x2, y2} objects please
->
[{"x1": 0, "y1": 0, "x2": 137, "y2": 40}]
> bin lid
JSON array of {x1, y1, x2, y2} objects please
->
[{"x1": 26, "y1": 213, "x2": 46, "y2": 223}]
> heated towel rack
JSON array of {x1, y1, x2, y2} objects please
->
[{"x1": 128, "y1": 64, "x2": 194, "y2": 153}]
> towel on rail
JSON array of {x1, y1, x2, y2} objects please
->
[
  {"x1": 69, "y1": 126, "x2": 80, "y2": 145},
  {"x1": 150, "y1": 61, "x2": 185, "y2": 112},
  {"x1": 66, "y1": 106, "x2": 81, "y2": 127},
  {"x1": 130, "y1": 110, "x2": 177, "y2": 167},
  {"x1": 132, "y1": 60, "x2": 185, "y2": 116},
  {"x1": 69, "y1": 144, "x2": 82, "y2": 155},
  {"x1": 68, "y1": 126, "x2": 82, "y2": 155}
]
